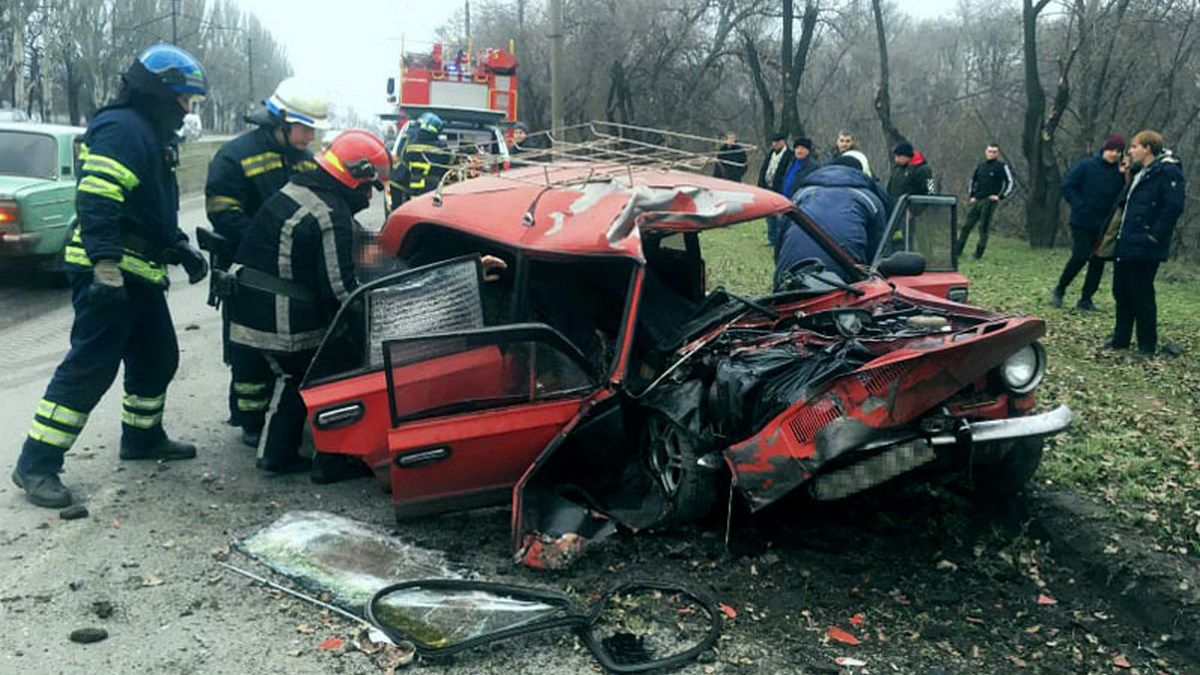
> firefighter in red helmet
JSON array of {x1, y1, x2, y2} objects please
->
[{"x1": 226, "y1": 130, "x2": 389, "y2": 479}]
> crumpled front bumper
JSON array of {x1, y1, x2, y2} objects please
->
[{"x1": 929, "y1": 404, "x2": 1074, "y2": 447}]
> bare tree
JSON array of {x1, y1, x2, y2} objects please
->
[{"x1": 870, "y1": 0, "x2": 904, "y2": 148}]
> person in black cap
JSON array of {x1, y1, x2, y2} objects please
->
[
  {"x1": 1051, "y1": 134, "x2": 1127, "y2": 310},
  {"x1": 779, "y1": 137, "x2": 816, "y2": 199},
  {"x1": 886, "y1": 140, "x2": 933, "y2": 205}
]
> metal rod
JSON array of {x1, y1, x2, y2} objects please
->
[{"x1": 217, "y1": 562, "x2": 376, "y2": 630}]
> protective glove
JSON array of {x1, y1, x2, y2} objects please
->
[
  {"x1": 166, "y1": 241, "x2": 209, "y2": 284},
  {"x1": 85, "y1": 259, "x2": 128, "y2": 306}
]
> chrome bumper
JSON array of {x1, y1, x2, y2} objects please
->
[{"x1": 929, "y1": 404, "x2": 1073, "y2": 447}]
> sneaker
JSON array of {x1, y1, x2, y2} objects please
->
[
  {"x1": 1137, "y1": 346, "x2": 1157, "y2": 358},
  {"x1": 241, "y1": 428, "x2": 262, "y2": 448},
  {"x1": 119, "y1": 437, "x2": 197, "y2": 461},
  {"x1": 11, "y1": 468, "x2": 73, "y2": 508},
  {"x1": 1049, "y1": 289, "x2": 1064, "y2": 308},
  {"x1": 1101, "y1": 338, "x2": 1129, "y2": 350},
  {"x1": 1075, "y1": 299, "x2": 1100, "y2": 312},
  {"x1": 255, "y1": 456, "x2": 312, "y2": 475},
  {"x1": 972, "y1": 253, "x2": 983, "y2": 261}
]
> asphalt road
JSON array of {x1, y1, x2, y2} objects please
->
[{"x1": 0, "y1": 197, "x2": 1192, "y2": 673}]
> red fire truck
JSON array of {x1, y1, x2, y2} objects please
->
[{"x1": 386, "y1": 41, "x2": 519, "y2": 123}]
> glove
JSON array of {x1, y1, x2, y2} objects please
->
[
  {"x1": 166, "y1": 241, "x2": 209, "y2": 284},
  {"x1": 84, "y1": 259, "x2": 128, "y2": 306}
]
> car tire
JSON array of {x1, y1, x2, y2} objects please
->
[
  {"x1": 643, "y1": 413, "x2": 720, "y2": 527},
  {"x1": 969, "y1": 437, "x2": 1044, "y2": 500}
]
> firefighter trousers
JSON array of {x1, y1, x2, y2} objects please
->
[
  {"x1": 257, "y1": 350, "x2": 315, "y2": 465},
  {"x1": 17, "y1": 269, "x2": 179, "y2": 475},
  {"x1": 226, "y1": 321, "x2": 272, "y2": 432}
]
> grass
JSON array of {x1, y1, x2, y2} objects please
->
[
  {"x1": 178, "y1": 138, "x2": 225, "y2": 195},
  {"x1": 700, "y1": 222, "x2": 1200, "y2": 556}
]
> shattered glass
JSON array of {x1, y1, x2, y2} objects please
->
[
  {"x1": 372, "y1": 585, "x2": 571, "y2": 648},
  {"x1": 236, "y1": 511, "x2": 464, "y2": 612}
]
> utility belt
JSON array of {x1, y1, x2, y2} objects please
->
[
  {"x1": 63, "y1": 227, "x2": 168, "y2": 286},
  {"x1": 213, "y1": 264, "x2": 317, "y2": 304},
  {"x1": 197, "y1": 226, "x2": 234, "y2": 308}
]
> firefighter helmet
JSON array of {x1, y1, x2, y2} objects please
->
[
  {"x1": 265, "y1": 77, "x2": 331, "y2": 130},
  {"x1": 315, "y1": 130, "x2": 391, "y2": 189},
  {"x1": 135, "y1": 44, "x2": 208, "y2": 98},
  {"x1": 417, "y1": 112, "x2": 444, "y2": 136}
]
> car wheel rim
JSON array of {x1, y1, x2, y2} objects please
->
[{"x1": 647, "y1": 417, "x2": 685, "y2": 496}]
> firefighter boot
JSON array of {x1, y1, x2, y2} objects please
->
[
  {"x1": 11, "y1": 468, "x2": 73, "y2": 508},
  {"x1": 310, "y1": 452, "x2": 372, "y2": 485},
  {"x1": 119, "y1": 437, "x2": 198, "y2": 461}
]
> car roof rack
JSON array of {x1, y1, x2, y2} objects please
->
[{"x1": 411, "y1": 121, "x2": 756, "y2": 206}]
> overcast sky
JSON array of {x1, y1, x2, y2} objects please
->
[{"x1": 234, "y1": 0, "x2": 968, "y2": 120}]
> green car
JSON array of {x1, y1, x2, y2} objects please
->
[{"x1": 0, "y1": 121, "x2": 86, "y2": 274}]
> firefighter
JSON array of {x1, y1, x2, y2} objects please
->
[
  {"x1": 11, "y1": 45, "x2": 210, "y2": 508},
  {"x1": 204, "y1": 78, "x2": 328, "y2": 446},
  {"x1": 389, "y1": 112, "x2": 453, "y2": 207},
  {"x1": 227, "y1": 130, "x2": 390, "y2": 478}
]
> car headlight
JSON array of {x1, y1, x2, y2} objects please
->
[
  {"x1": 834, "y1": 311, "x2": 864, "y2": 337},
  {"x1": 999, "y1": 342, "x2": 1046, "y2": 395}
]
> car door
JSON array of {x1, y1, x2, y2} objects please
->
[
  {"x1": 873, "y1": 194, "x2": 970, "y2": 302},
  {"x1": 380, "y1": 323, "x2": 598, "y2": 517},
  {"x1": 300, "y1": 256, "x2": 491, "y2": 485}
]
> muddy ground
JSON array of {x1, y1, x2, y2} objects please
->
[{"x1": 1, "y1": 200, "x2": 1196, "y2": 674}]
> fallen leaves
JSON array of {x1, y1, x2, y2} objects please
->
[
  {"x1": 1036, "y1": 594, "x2": 1058, "y2": 606},
  {"x1": 1112, "y1": 653, "x2": 1132, "y2": 669},
  {"x1": 317, "y1": 636, "x2": 345, "y2": 651},
  {"x1": 718, "y1": 603, "x2": 737, "y2": 619}
]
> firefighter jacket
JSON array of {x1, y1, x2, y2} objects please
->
[
  {"x1": 390, "y1": 129, "x2": 453, "y2": 199},
  {"x1": 64, "y1": 105, "x2": 187, "y2": 287},
  {"x1": 228, "y1": 170, "x2": 361, "y2": 354},
  {"x1": 204, "y1": 123, "x2": 318, "y2": 252}
]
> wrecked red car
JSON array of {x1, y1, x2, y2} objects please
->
[{"x1": 299, "y1": 153, "x2": 1071, "y2": 570}]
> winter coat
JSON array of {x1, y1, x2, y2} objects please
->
[
  {"x1": 886, "y1": 151, "x2": 933, "y2": 204},
  {"x1": 969, "y1": 158, "x2": 1014, "y2": 200},
  {"x1": 758, "y1": 148, "x2": 792, "y2": 192},
  {"x1": 713, "y1": 143, "x2": 748, "y2": 182},
  {"x1": 228, "y1": 170, "x2": 363, "y2": 354},
  {"x1": 65, "y1": 104, "x2": 187, "y2": 287},
  {"x1": 1114, "y1": 152, "x2": 1185, "y2": 263},
  {"x1": 774, "y1": 165, "x2": 888, "y2": 287},
  {"x1": 205, "y1": 119, "x2": 317, "y2": 250},
  {"x1": 1061, "y1": 151, "x2": 1124, "y2": 232},
  {"x1": 780, "y1": 157, "x2": 817, "y2": 198}
]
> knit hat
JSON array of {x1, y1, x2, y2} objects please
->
[
  {"x1": 1102, "y1": 134, "x2": 1126, "y2": 152},
  {"x1": 794, "y1": 136, "x2": 813, "y2": 150},
  {"x1": 772, "y1": 131, "x2": 788, "y2": 142},
  {"x1": 892, "y1": 141, "x2": 914, "y2": 158}
]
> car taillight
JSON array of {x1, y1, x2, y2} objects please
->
[{"x1": 0, "y1": 201, "x2": 20, "y2": 234}]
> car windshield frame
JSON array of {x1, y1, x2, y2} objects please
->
[{"x1": 0, "y1": 130, "x2": 59, "y2": 180}]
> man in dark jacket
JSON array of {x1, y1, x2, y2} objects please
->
[
  {"x1": 780, "y1": 137, "x2": 817, "y2": 199},
  {"x1": 1051, "y1": 135, "x2": 1126, "y2": 310},
  {"x1": 757, "y1": 132, "x2": 791, "y2": 192},
  {"x1": 956, "y1": 143, "x2": 1014, "y2": 260},
  {"x1": 775, "y1": 155, "x2": 888, "y2": 288},
  {"x1": 12, "y1": 45, "x2": 210, "y2": 508},
  {"x1": 712, "y1": 132, "x2": 748, "y2": 182},
  {"x1": 886, "y1": 141, "x2": 934, "y2": 204},
  {"x1": 204, "y1": 78, "x2": 327, "y2": 444},
  {"x1": 229, "y1": 130, "x2": 391, "y2": 475},
  {"x1": 1105, "y1": 131, "x2": 1184, "y2": 356}
]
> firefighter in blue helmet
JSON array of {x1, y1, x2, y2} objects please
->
[
  {"x1": 11, "y1": 45, "x2": 211, "y2": 508},
  {"x1": 202, "y1": 78, "x2": 328, "y2": 447},
  {"x1": 389, "y1": 111, "x2": 453, "y2": 207}
]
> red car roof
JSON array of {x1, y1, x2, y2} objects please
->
[{"x1": 380, "y1": 163, "x2": 794, "y2": 259}]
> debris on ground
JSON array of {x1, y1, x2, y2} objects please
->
[
  {"x1": 69, "y1": 627, "x2": 108, "y2": 644},
  {"x1": 91, "y1": 600, "x2": 114, "y2": 619}
]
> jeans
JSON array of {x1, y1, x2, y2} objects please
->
[
  {"x1": 956, "y1": 199, "x2": 996, "y2": 259},
  {"x1": 1111, "y1": 260, "x2": 1160, "y2": 352},
  {"x1": 1054, "y1": 227, "x2": 1106, "y2": 302}
]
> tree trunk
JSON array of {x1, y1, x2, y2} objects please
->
[
  {"x1": 739, "y1": 29, "x2": 775, "y2": 143},
  {"x1": 870, "y1": 0, "x2": 905, "y2": 149}
]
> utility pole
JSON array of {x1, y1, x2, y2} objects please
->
[
  {"x1": 464, "y1": 0, "x2": 471, "y2": 39},
  {"x1": 549, "y1": 0, "x2": 564, "y2": 139},
  {"x1": 246, "y1": 30, "x2": 253, "y2": 104},
  {"x1": 171, "y1": 0, "x2": 178, "y2": 45}
]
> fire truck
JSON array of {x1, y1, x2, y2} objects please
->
[{"x1": 383, "y1": 41, "x2": 520, "y2": 159}]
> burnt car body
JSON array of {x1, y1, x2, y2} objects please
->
[{"x1": 298, "y1": 160, "x2": 1071, "y2": 569}]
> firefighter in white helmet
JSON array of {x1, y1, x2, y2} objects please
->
[{"x1": 201, "y1": 77, "x2": 330, "y2": 447}]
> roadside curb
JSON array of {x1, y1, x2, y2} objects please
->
[{"x1": 1028, "y1": 488, "x2": 1200, "y2": 663}]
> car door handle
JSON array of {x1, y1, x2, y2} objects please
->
[
  {"x1": 314, "y1": 402, "x2": 365, "y2": 429},
  {"x1": 394, "y1": 446, "x2": 452, "y2": 469}
]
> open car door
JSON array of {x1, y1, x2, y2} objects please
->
[
  {"x1": 300, "y1": 256, "x2": 489, "y2": 487},
  {"x1": 380, "y1": 324, "x2": 598, "y2": 517},
  {"x1": 872, "y1": 194, "x2": 970, "y2": 302}
]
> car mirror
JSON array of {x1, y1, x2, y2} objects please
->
[
  {"x1": 876, "y1": 251, "x2": 927, "y2": 277},
  {"x1": 367, "y1": 580, "x2": 580, "y2": 656}
]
